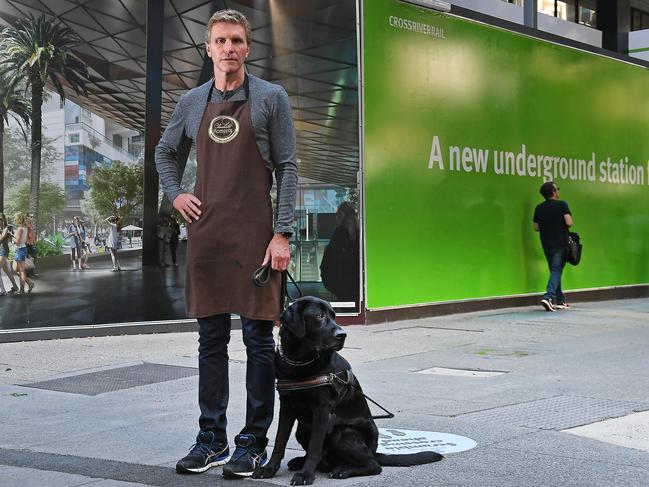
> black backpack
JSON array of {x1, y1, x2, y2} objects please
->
[{"x1": 567, "y1": 232, "x2": 582, "y2": 266}]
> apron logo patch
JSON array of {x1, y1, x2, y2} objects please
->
[{"x1": 208, "y1": 115, "x2": 240, "y2": 143}]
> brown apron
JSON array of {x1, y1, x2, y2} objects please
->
[{"x1": 186, "y1": 79, "x2": 281, "y2": 320}]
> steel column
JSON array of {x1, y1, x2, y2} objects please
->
[
  {"x1": 524, "y1": 0, "x2": 538, "y2": 29},
  {"x1": 142, "y1": 0, "x2": 164, "y2": 265},
  {"x1": 598, "y1": 0, "x2": 631, "y2": 53}
]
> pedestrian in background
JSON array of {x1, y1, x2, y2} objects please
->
[
  {"x1": 533, "y1": 181, "x2": 573, "y2": 312},
  {"x1": 105, "y1": 215, "x2": 122, "y2": 272},
  {"x1": 157, "y1": 215, "x2": 171, "y2": 267},
  {"x1": 12, "y1": 212, "x2": 34, "y2": 293},
  {"x1": 75, "y1": 216, "x2": 91, "y2": 269},
  {"x1": 320, "y1": 201, "x2": 360, "y2": 304},
  {"x1": 168, "y1": 215, "x2": 181, "y2": 266},
  {"x1": 67, "y1": 218, "x2": 82, "y2": 271},
  {"x1": 0, "y1": 213, "x2": 19, "y2": 295}
]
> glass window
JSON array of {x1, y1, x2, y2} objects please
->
[
  {"x1": 539, "y1": 0, "x2": 577, "y2": 22},
  {"x1": 65, "y1": 145, "x2": 79, "y2": 157},
  {"x1": 113, "y1": 133, "x2": 123, "y2": 148},
  {"x1": 290, "y1": 184, "x2": 360, "y2": 310},
  {"x1": 631, "y1": 8, "x2": 649, "y2": 31},
  {"x1": 556, "y1": 1, "x2": 576, "y2": 21},
  {"x1": 578, "y1": 0, "x2": 596, "y2": 27},
  {"x1": 539, "y1": 0, "x2": 556, "y2": 16},
  {"x1": 69, "y1": 133, "x2": 80, "y2": 143}
]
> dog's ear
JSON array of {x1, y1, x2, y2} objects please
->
[{"x1": 280, "y1": 300, "x2": 306, "y2": 338}]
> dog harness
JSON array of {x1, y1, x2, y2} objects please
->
[{"x1": 276, "y1": 369, "x2": 353, "y2": 397}]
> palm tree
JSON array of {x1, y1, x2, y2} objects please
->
[
  {"x1": 0, "y1": 14, "x2": 88, "y2": 231},
  {"x1": 0, "y1": 70, "x2": 30, "y2": 212}
]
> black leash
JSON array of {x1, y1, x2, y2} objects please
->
[
  {"x1": 332, "y1": 373, "x2": 394, "y2": 420},
  {"x1": 252, "y1": 262, "x2": 302, "y2": 310},
  {"x1": 280, "y1": 267, "x2": 302, "y2": 310}
]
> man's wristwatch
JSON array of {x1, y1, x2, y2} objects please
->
[{"x1": 279, "y1": 232, "x2": 292, "y2": 239}]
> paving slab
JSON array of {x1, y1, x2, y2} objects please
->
[
  {"x1": 564, "y1": 411, "x2": 649, "y2": 452},
  {"x1": 0, "y1": 298, "x2": 648, "y2": 486}
]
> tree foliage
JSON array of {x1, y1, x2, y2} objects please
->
[
  {"x1": 5, "y1": 181, "x2": 64, "y2": 232},
  {"x1": 0, "y1": 13, "x2": 88, "y2": 231},
  {"x1": 0, "y1": 69, "x2": 30, "y2": 212},
  {"x1": 80, "y1": 189, "x2": 103, "y2": 227},
  {"x1": 88, "y1": 161, "x2": 143, "y2": 221},
  {"x1": 3, "y1": 127, "x2": 59, "y2": 185}
]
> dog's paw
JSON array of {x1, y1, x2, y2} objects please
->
[
  {"x1": 330, "y1": 467, "x2": 351, "y2": 479},
  {"x1": 252, "y1": 462, "x2": 280, "y2": 479},
  {"x1": 287, "y1": 456, "x2": 306, "y2": 471},
  {"x1": 290, "y1": 471, "x2": 316, "y2": 485}
]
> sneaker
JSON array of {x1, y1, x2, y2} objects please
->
[
  {"x1": 540, "y1": 299, "x2": 555, "y2": 312},
  {"x1": 555, "y1": 302, "x2": 571, "y2": 310},
  {"x1": 27, "y1": 281, "x2": 34, "y2": 293},
  {"x1": 176, "y1": 431, "x2": 229, "y2": 474},
  {"x1": 222, "y1": 434, "x2": 268, "y2": 478}
]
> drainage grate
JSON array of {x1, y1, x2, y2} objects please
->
[
  {"x1": 20, "y1": 363, "x2": 198, "y2": 396},
  {"x1": 457, "y1": 396, "x2": 649, "y2": 430}
]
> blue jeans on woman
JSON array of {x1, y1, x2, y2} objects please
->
[
  {"x1": 196, "y1": 314, "x2": 275, "y2": 449},
  {"x1": 543, "y1": 246, "x2": 567, "y2": 304}
]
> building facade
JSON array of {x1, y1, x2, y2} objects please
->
[{"x1": 41, "y1": 93, "x2": 140, "y2": 217}]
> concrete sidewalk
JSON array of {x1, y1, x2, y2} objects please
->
[{"x1": 1, "y1": 298, "x2": 648, "y2": 486}]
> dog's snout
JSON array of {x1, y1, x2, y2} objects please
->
[{"x1": 334, "y1": 328, "x2": 347, "y2": 340}]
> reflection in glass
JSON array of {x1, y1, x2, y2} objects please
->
[
  {"x1": 0, "y1": 0, "x2": 361, "y2": 329},
  {"x1": 287, "y1": 186, "x2": 360, "y2": 312},
  {"x1": 320, "y1": 201, "x2": 359, "y2": 304}
]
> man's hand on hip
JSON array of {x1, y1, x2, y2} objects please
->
[
  {"x1": 263, "y1": 233, "x2": 291, "y2": 271},
  {"x1": 173, "y1": 193, "x2": 202, "y2": 223}
]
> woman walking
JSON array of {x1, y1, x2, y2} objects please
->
[
  {"x1": 12, "y1": 212, "x2": 34, "y2": 293},
  {"x1": 68, "y1": 218, "x2": 82, "y2": 270},
  {"x1": 75, "y1": 216, "x2": 91, "y2": 269},
  {"x1": 105, "y1": 215, "x2": 122, "y2": 271},
  {"x1": 0, "y1": 213, "x2": 19, "y2": 295}
]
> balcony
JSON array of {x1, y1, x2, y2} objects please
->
[{"x1": 65, "y1": 122, "x2": 139, "y2": 165}]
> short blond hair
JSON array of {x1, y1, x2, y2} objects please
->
[
  {"x1": 14, "y1": 212, "x2": 26, "y2": 226},
  {"x1": 205, "y1": 9, "x2": 251, "y2": 44}
]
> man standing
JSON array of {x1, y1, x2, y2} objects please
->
[
  {"x1": 533, "y1": 181, "x2": 573, "y2": 312},
  {"x1": 155, "y1": 9, "x2": 297, "y2": 479}
]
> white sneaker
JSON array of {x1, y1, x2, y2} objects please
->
[{"x1": 541, "y1": 299, "x2": 555, "y2": 312}]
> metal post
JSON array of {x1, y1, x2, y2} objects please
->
[
  {"x1": 597, "y1": 0, "x2": 631, "y2": 53},
  {"x1": 142, "y1": 0, "x2": 164, "y2": 266},
  {"x1": 524, "y1": 0, "x2": 538, "y2": 29}
]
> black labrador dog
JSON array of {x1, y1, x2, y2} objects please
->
[{"x1": 253, "y1": 296, "x2": 442, "y2": 485}]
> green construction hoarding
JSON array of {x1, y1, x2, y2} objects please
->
[{"x1": 362, "y1": 0, "x2": 649, "y2": 309}]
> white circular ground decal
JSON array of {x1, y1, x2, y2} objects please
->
[{"x1": 377, "y1": 428, "x2": 477, "y2": 455}]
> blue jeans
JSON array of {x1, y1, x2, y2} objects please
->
[
  {"x1": 197, "y1": 314, "x2": 275, "y2": 448},
  {"x1": 543, "y1": 246, "x2": 567, "y2": 304},
  {"x1": 14, "y1": 247, "x2": 28, "y2": 262}
]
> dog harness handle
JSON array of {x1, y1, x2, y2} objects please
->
[{"x1": 276, "y1": 370, "x2": 395, "y2": 420}]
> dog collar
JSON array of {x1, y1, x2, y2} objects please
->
[{"x1": 277, "y1": 336, "x2": 319, "y2": 367}]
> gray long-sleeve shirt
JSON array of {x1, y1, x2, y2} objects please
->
[{"x1": 155, "y1": 74, "x2": 298, "y2": 234}]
